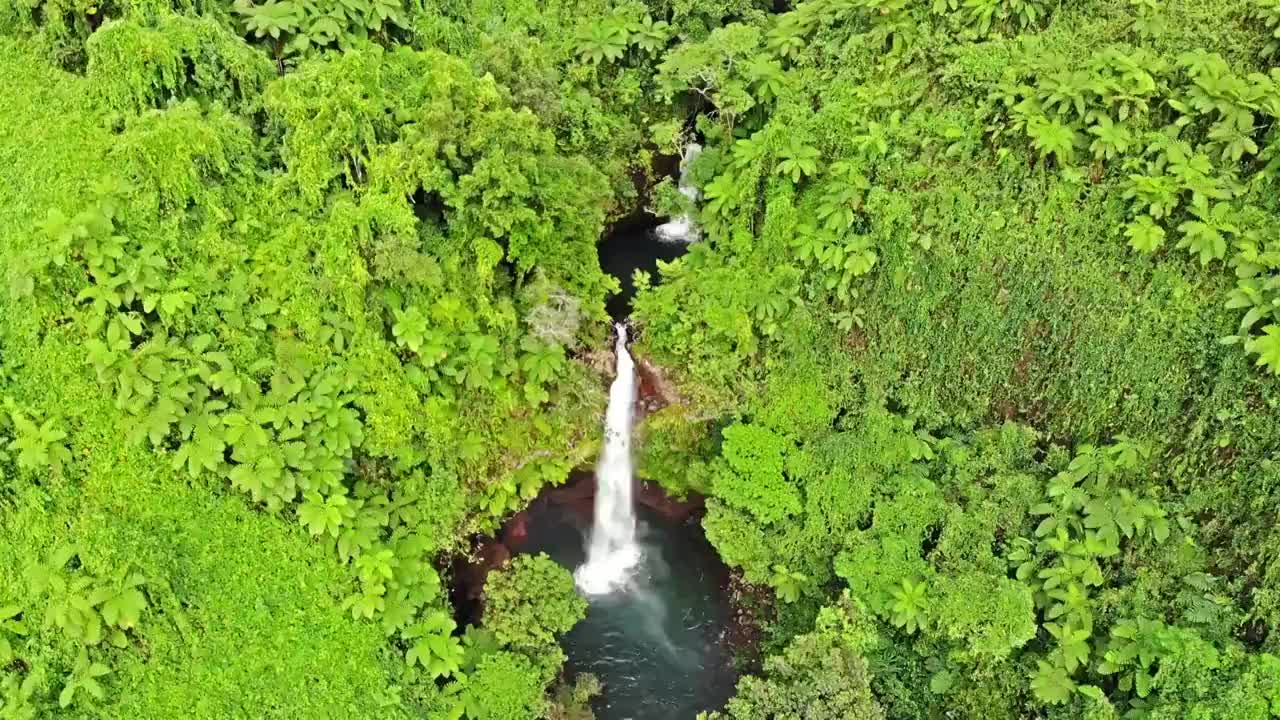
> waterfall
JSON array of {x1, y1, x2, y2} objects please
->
[
  {"x1": 654, "y1": 142, "x2": 703, "y2": 243},
  {"x1": 575, "y1": 322, "x2": 642, "y2": 595}
]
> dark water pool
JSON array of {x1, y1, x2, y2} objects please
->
[
  {"x1": 598, "y1": 213, "x2": 689, "y2": 319},
  {"x1": 513, "y1": 501, "x2": 738, "y2": 719}
]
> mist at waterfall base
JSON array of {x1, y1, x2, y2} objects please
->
[{"x1": 516, "y1": 503, "x2": 737, "y2": 719}]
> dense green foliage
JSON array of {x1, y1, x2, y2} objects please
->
[
  {"x1": 481, "y1": 554, "x2": 587, "y2": 677},
  {"x1": 0, "y1": 0, "x2": 657, "y2": 715},
  {"x1": 5, "y1": 0, "x2": 1280, "y2": 717},
  {"x1": 707, "y1": 596, "x2": 883, "y2": 720},
  {"x1": 630, "y1": 0, "x2": 1280, "y2": 717}
]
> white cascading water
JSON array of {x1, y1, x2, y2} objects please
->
[
  {"x1": 654, "y1": 142, "x2": 703, "y2": 243},
  {"x1": 575, "y1": 323, "x2": 642, "y2": 595}
]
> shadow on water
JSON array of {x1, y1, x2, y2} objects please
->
[
  {"x1": 598, "y1": 213, "x2": 690, "y2": 320},
  {"x1": 513, "y1": 500, "x2": 738, "y2": 720}
]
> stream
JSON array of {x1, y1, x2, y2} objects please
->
[
  {"x1": 513, "y1": 147, "x2": 737, "y2": 718},
  {"x1": 598, "y1": 213, "x2": 689, "y2": 319}
]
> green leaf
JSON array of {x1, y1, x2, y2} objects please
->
[
  {"x1": 100, "y1": 586, "x2": 146, "y2": 631},
  {"x1": 298, "y1": 491, "x2": 349, "y2": 537},
  {"x1": 1134, "y1": 668, "x2": 1153, "y2": 697},
  {"x1": 1088, "y1": 115, "x2": 1133, "y2": 160},
  {"x1": 575, "y1": 23, "x2": 627, "y2": 65},
  {"x1": 929, "y1": 669, "x2": 954, "y2": 694},
  {"x1": 1077, "y1": 684, "x2": 1105, "y2": 701},
  {"x1": 775, "y1": 139, "x2": 821, "y2": 184},
  {"x1": 888, "y1": 578, "x2": 928, "y2": 633},
  {"x1": 1124, "y1": 216, "x2": 1165, "y2": 253},
  {"x1": 1026, "y1": 116, "x2": 1078, "y2": 164},
  {"x1": 1030, "y1": 660, "x2": 1076, "y2": 705},
  {"x1": 1151, "y1": 516, "x2": 1170, "y2": 543},
  {"x1": 1245, "y1": 325, "x2": 1280, "y2": 373}
]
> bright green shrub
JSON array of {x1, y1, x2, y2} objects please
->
[
  {"x1": 86, "y1": 12, "x2": 273, "y2": 114},
  {"x1": 712, "y1": 423, "x2": 800, "y2": 525},
  {"x1": 482, "y1": 554, "x2": 586, "y2": 666},
  {"x1": 704, "y1": 610, "x2": 885, "y2": 720},
  {"x1": 634, "y1": 406, "x2": 717, "y2": 495},
  {"x1": 447, "y1": 650, "x2": 548, "y2": 720},
  {"x1": 232, "y1": 0, "x2": 411, "y2": 64}
]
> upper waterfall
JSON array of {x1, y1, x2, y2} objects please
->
[{"x1": 654, "y1": 142, "x2": 703, "y2": 244}]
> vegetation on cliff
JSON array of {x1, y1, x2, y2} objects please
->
[{"x1": 2, "y1": 0, "x2": 1280, "y2": 718}]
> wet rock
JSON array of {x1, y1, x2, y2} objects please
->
[
  {"x1": 546, "y1": 472, "x2": 703, "y2": 522},
  {"x1": 724, "y1": 570, "x2": 768, "y2": 676},
  {"x1": 635, "y1": 356, "x2": 681, "y2": 415},
  {"x1": 501, "y1": 508, "x2": 530, "y2": 548},
  {"x1": 546, "y1": 471, "x2": 596, "y2": 505},
  {"x1": 450, "y1": 540, "x2": 512, "y2": 626},
  {"x1": 637, "y1": 479, "x2": 704, "y2": 522}
]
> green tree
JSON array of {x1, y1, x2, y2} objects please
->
[
  {"x1": 482, "y1": 554, "x2": 586, "y2": 672},
  {"x1": 704, "y1": 621, "x2": 884, "y2": 720},
  {"x1": 447, "y1": 651, "x2": 548, "y2": 720}
]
